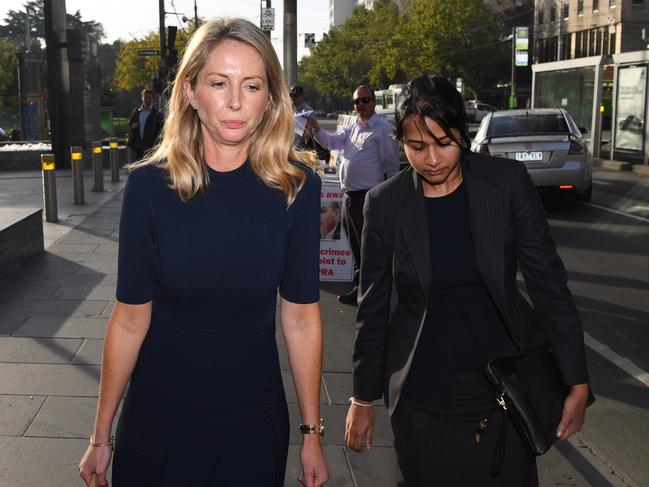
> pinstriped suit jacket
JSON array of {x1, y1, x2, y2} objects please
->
[{"x1": 352, "y1": 151, "x2": 589, "y2": 415}]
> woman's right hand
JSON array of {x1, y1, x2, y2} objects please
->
[
  {"x1": 78, "y1": 444, "x2": 113, "y2": 487},
  {"x1": 345, "y1": 400, "x2": 375, "y2": 452}
]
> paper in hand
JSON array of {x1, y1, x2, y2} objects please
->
[{"x1": 294, "y1": 115, "x2": 308, "y2": 137}]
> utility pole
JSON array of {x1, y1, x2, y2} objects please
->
[
  {"x1": 194, "y1": 0, "x2": 199, "y2": 29},
  {"x1": 283, "y1": 0, "x2": 297, "y2": 86},
  {"x1": 159, "y1": 0, "x2": 167, "y2": 83},
  {"x1": 510, "y1": 27, "x2": 516, "y2": 109},
  {"x1": 44, "y1": 0, "x2": 71, "y2": 168}
]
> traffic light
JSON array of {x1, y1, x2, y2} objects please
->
[
  {"x1": 166, "y1": 26, "x2": 179, "y2": 77},
  {"x1": 167, "y1": 26, "x2": 177, "y2": 54}
]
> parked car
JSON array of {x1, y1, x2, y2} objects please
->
[
  {"x1": 470, "y1": 108, "x2": 593, "y2": 202},
  {"x1": 465, "y1": 100, "x2": 498, "y2": 123}
]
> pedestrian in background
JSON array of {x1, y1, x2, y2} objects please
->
[
  {"x1": 126, "y1": 87, "x2": 163, "y2": 160},
  {"x1": 345, "y1": 74, "x2": 591, "y2": 486},
  {"x1": 79, "y1": 18, "x2": 330, "y2": 487},
  {"x1": 291, "y1": 85, "x2": 331, "y2": 164},
  {"x1": 290, "y1": 84, "x2": 313, "y2": 115},
  {"x1": 307, "y1": 85, "x2": 399, "y2": 306}
]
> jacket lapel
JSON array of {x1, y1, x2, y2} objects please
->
[
  {"x1": 462, "y1": 155, "x2": 511, "y2": 327},
  {"x1": 396, "y1": 168, "x2": 431, "y2": 297}
]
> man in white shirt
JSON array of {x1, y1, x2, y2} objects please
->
[{"x1": 307, "y1": 85, "x2": 400, "y2": 305}]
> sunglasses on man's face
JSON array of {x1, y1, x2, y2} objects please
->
[{"x1": 353, "y1": 96, "x2": 373, "y2": 105}]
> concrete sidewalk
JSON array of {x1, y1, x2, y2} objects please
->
[{"x1": 0, "y1": 169, "x2": 630, "y2": 486}]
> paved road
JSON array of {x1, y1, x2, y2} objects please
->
[{"x1": 541, "y1": 168, "x2": 649, "y2": 487}]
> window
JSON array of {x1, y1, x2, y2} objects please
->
[
  {"x1": 562, "y1": 33, "x2": 572, "y2": 59},
  {"x1": 595, "y1": 29, "x2": 603, "y2": 55},
  {"x1": 549, "y1": 36, "x2": 559, "y2": 61},
  {"x1": 550, "y1": 5, "x2": 557, "y2": 22},
  {"x1": 562, "y1": 1, "x2": 570, "y2": 19},
  {"x1": 593, "y1": 0, "x2": 599, "y2": 10},
  {"x1": 486, "y1": 113, "x2": 570, "y2": 138},
  {"x1": 575, "y1": 31, "x2": 583, "y2": 57},
  {"x1": 589, "y1": 28, "x2": 596, "y2": 55},
  {"x1": 610, "y1": 0, "x2": 616, "y2": 7},
  {"x1": 578, "y1": 0, "x2": 584, "y2": 14},
  {"x1": 632, "y1": 0, "x2": 643, "y2": 4},
  {"x1": 538, "y1": 8, "x2": 544, "y2": 24}
]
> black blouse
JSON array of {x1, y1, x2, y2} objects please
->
[{"x1": 400, "y1": 182, "x2": 511, "y2": 407}]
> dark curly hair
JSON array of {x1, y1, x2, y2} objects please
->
[{"x1": 395, "y1": 74, "x2": 470, "y2": 149}]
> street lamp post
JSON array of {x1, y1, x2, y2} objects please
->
[{"x1": 510, "y1": 27, "x2": 516, "y2": 109}]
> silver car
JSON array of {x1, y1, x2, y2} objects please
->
[
  {"x1": 465, "y1": 100, "x2": 498, "y2": 123},
  {"x1": 470, "y1": 108, "x2": 593, "y2": 201}
]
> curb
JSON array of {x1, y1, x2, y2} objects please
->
[
  {"x1": 632, "y1": 164, "x2": 649, "y2": 177},
  {"x1": 594, "y1": 159, "x2": 632, "y2": 171}
]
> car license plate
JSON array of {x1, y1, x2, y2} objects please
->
[{"x1": 515, "y1": 151, "x2": 543, "y2": 162}]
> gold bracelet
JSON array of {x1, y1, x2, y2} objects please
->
[
  {"x1": 89, "y1": 434, "x2": 115, "y2": 448},
  {"x1": 299, "y1": 418, "x2": 325, "y2": 436}
]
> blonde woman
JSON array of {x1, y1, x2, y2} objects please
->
[{"x1": 79, "y1": 18, "x2": 330, "y2": 487}]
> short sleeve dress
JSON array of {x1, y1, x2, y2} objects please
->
[{"x1": 111, "y1": 160, "x2": 321, "y2": 486}]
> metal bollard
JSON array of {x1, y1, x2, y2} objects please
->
[
  {"x1": 109, "y1": 137, "x2": 119, "y2": 182},
  {"x1": 71, "y1": 146, "x2": 85, "y2": 204},
  {"x1": 125, "y1": 137, "x2": 133, "y2": 164},
  {"x1": 91, "y1": 141, "x2": 104, "y2": 192},
  {"x1": 118, "y1": 138, "x2": 128, "y2": 166},
  {"x1": 41, "y1": 153, "x2": 58, "y2": 223}
]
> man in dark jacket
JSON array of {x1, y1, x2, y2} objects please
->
[{"x1": 127, "y1": 88, "x2": 164, "y2": 160}]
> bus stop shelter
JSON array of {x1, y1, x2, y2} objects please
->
[{"x1": 532, "y1": 51, "x2": 649, "y2": 165}]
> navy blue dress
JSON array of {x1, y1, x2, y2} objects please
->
[{"x1": 111, "y1": 161, "x2": 321, "y2": 486}]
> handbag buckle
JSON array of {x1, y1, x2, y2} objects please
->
[{"x1": 496, "y1": 391, "x2": 508, "y2": 411}]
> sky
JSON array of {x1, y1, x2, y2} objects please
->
[{"x1": 0, "y1": 0, "x2": 331, "y2": 62}]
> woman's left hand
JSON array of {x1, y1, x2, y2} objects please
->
[
  {"x1": 557, "y1": 383, "x2": 590, "y2": 441},
  {"x1": 298, "y1": 436, "x2": 331, "y2": 487}
]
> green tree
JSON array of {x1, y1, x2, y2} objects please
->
[
  {"x1": 364, "y1": 0, "x2": 403, "y2": 88},
  {"x1": 300, "y1": 0, "x2": 509, "y2": 99},
  {"x1": 0, "y1": 39, "x2": 19, "y2": 114},
  {"x1": 300, "y1": 6, "x2": 374, "y2": 98},
  {"x1": 299, "y1": 1, "x2": 404, "y2": 97},
  {"x1": 396, "y1": 0, "x2": 508, "y2": 97},
  {"x1": 0, "y1": 0, "x2": 104, "y2": 48},
  {"x1": 113, "y1": 27, "x2": 196, "y2": 91}
]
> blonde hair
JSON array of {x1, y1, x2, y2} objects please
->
[{"x1": 135, "y1": 18, "x2": 318, "y2": 204}]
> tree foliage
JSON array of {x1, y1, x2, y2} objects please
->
[
  {"x1": 300, "y1": 1, "x2": 401, "y2": 97},
  {"x1": 113, "y1": 27, "x2": 197, "y2": 91},
  {"x1": 300, "y1": 0, "x2": 510, "y2": 99},
  {"x1": 0, "y1": 0, "x2": 104, "y2": 49},
  {"x1": 0, "y1": 39, "x2": 19, "y2": 114}
]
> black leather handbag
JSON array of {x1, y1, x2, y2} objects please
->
[{"x1": 483, "y1": 346, "x2": 594, "y2": 475}]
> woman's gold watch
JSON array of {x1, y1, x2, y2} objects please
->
[{"x1": 299, "y1": 418, "x2": 325, "y2": 436}]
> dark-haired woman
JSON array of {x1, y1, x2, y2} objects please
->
[{"x1": 344, "y1": 74, "x2": 591, "y2": 486}]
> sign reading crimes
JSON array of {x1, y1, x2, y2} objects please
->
[{"x1": 319, "y1": 181, "x2": 353, "y2": 281}]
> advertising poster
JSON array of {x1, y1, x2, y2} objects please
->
[
  {"x1": 319, "y1": 180, "x2": 353, "y2": 282},
  {"x1": 615, "y1": 65, "x2": 647, "y2": 152},
  {"x1": 515, "y1": 27, "x2": 529, "y2": 67}
]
